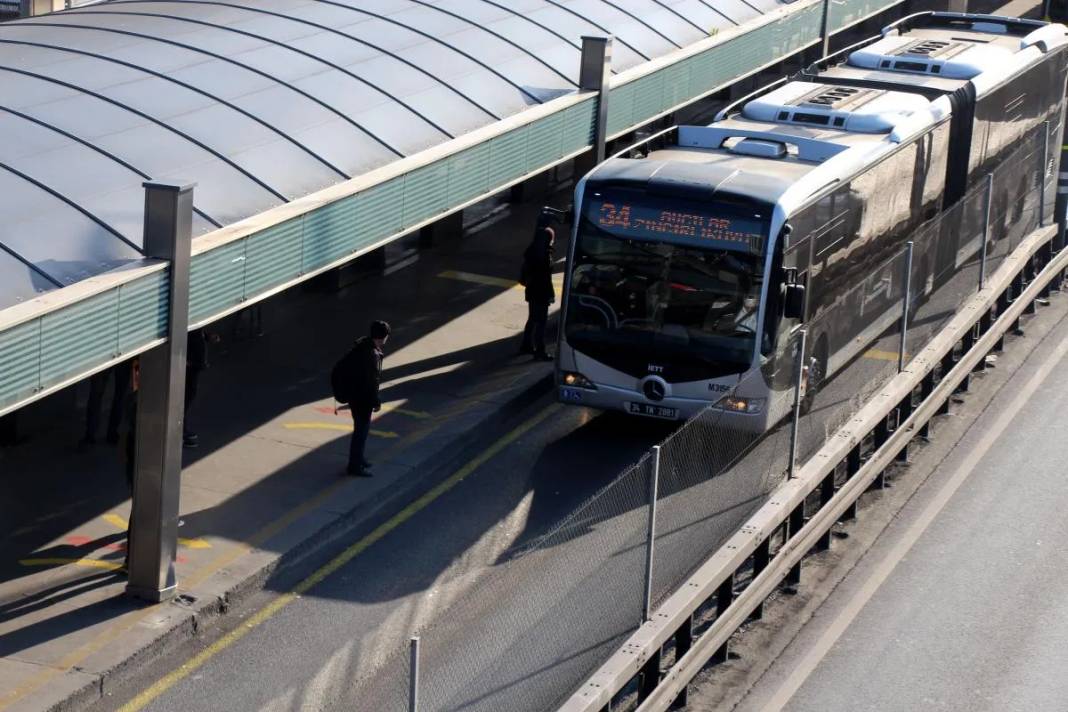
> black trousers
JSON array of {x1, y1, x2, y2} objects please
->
[
  {"x1": 85, "y1": 361, "x2": 132, "y2": 441},
  {"x1": 521, "y1": 301, "x2": 550, "y2": 354},
  {"x1": 348, "y1": 406, "x2": 373, "y2": 469}
]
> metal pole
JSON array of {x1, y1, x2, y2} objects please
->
[
  {"x1": 980, "y1": 173, "x2": 992, "y2": 290},
  {"x1": 819, "y1": 0, "x2": 832, "y2": 57},
  {"x1": 898, "y1": 242, "x2": 914, "y2": 373},
  {"x1": 788, "y1": 329, "x2": 807, "y2": 480},
  {"x1": 642, "y1": 445, "x2": 661, "y2": 623},
  {"x1": 1041, "y1": 120, "x2": 1051, "y2": 227},
  {"x1": 409, "y1": 636, "x2": 420, "y2": 712},
  {"x1": 579, "y1": 36, "x2": 613, "y2": 166},
  {"x1": 126, "y1": 181, "x2": 194, "y2": 602}
]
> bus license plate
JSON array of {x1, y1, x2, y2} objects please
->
[{"x1": 627, "y1": 402, "x2": 677, "y2": 419}]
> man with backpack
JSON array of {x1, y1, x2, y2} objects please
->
[{"x1": 331, "y1": 320, "x2": 391, "y2": 477}]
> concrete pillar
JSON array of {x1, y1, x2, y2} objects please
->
[
  {"x1": 573, "y1": 36, "x2": 613, "y2": 179},
  {"x1": 126, "y1": 181, "x2": 194, "y2": 603}
]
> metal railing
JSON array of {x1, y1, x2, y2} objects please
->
[{"x1": 558, "y1": 120, "x2": 1061, "y2": 711}]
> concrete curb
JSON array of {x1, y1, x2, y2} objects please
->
[{"x1": 44, "y1": 371, "x2": 555, "y2": 712}]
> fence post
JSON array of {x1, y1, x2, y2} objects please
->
[
  {"x1": 980, "y1": 174, "x2": 993, "y2": 290},
  {"x1": 409, "y1": 636, "x2": 420, "y2": 712},
  {"x1": 819, "y1": 0, "x2": 832, "y2": 57},
  {"x1": 788, "y1": 329, "x2": 807, "y2": 480},
  {"x1": 1041, "y1": 120, "x2": 1050, "y2": 227},
  {"x1": 898, "y1": 242, "x2": 914, "y2": 373},
  {"x1": 642, "y1": 445, "x2": 661, "y2": 623}
]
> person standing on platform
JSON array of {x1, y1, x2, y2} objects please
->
[
  {"x1": 82, "y1": 360, "x2": 133, "y2": 446},
  {"x1": 519, "y1": 221, "x2": 556, "y2": 361},
  {"x1": 332, "y1": 320, "x2": 390, "y2": 477},
  {"x1": 183, "y1": 329, "x2": 207, "y2": 449}
]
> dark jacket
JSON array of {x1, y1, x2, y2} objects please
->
[
  {"x1": 347, "y1": 336, "x2": 383, "y2": 409},
  {"x1": 522, "y1": 228, "x2": 555, "y2": 305}
]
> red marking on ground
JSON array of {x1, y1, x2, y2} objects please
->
[
  {"x1": 313, "y1": 406, "x2": 341, "y2": 416},
  {"x1": 64, "y1": 535, "x2": 125, "y2": 553}
]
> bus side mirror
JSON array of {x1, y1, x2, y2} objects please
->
[{"x1": 783, "y1": 283, "x2": 805, "y2": 320}]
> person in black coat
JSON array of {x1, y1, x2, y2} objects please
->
[
  {"x1": 344, "y1": 320, "x2": 391, "y2": 477},
  {"x1": 519, "y1": 225, "x2": 556, "y2": 361}
]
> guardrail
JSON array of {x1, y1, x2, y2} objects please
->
[{"x1": 559, "y1": 134, "x2": 1064, "y2": 711}]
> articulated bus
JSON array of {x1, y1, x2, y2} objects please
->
[{"x1": 555, "y1": 12, "x2": 1068, "y2": 428}]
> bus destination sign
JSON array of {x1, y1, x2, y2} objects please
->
[{"x1": 594, "y1": 200, "x2": 764, "y2": 253}]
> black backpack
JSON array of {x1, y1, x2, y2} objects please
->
[{"x1": 330, "y1": 347, "x2": 358, "y2": 404}]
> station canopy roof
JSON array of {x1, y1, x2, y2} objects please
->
[{"x1": 0, "y1": 0, "x2": 783, "y2": 309}]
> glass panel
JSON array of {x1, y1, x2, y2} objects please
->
[
  {"x1": 0, "y1": 251, "x2": 56, "y2": 310},
  {"x1": 0, "y1": 172, "x2": 140, "y2": 287},
  {"x1": 603, "y1": 0, "x2": 708, "y2": 46},
  {"x1": 549, "y1": 0, "x2": 678, "y2": 57}
]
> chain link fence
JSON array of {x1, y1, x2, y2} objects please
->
[{"x1": 341, "y1": 121, "x2": 1052, "y2": 712}]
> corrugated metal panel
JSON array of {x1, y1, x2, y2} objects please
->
[
  {"x1": 559, "y1": 99, "x2": 598, "y2": 154},
  {"x1": 831, "y1": 0, "x2": 897, "y2": 31},
  {"x1": 609, "y1": 5, "x2": 823, "y2": 138},
  {"x1": 302, "y1": 197, "x2": 357, "y2": 272},
  {"x1": 402, "y1": 161, "x2": 452, "y2": 229},
  {"x1": 448, "y1": 143, "x2": 493, "y2": 206},
  {"x1": 39, "y1": 289, "x2": 119, "y2": 385},
  {"x1": 0, "y1": 319, "x2": 41, "y2": 410},
  {"x1": 526, "y1": 111, "x2": 565, "y2": 173},
  {"x1": 353, "y1": 180, "x2": 405, "y2": 251},
  {"x1": 118, "y1": 269, "x2": 168, "y2": 354},
  {"x1": 487, "y1": 127, "x2": 531, "y2": 189},
  {"x1": 189, "y1": 240, "x2": 247, "y2": 325},
  {"x1": 245, "y1": 218, "x2": 304, "y2": 297}
]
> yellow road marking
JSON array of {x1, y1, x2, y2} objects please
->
[
  {"x1": 103, "y1": 513, "x2": 129, "y2": 530},
  {"x1": 864, "y1": 348, "x2": 908, "y2": 362},
  {"x1": 104, "y1": 513, "x2": 211, "y2": 549},
  {"x1": 438, "y1": 269, "x2": 564, "y2": 292},
  {"x1": 119, "y1": 403, "x2": 560, "y2": 712},
  {"x1": 18, "y1": 558, "x2": 122, "y2": 572},
  {"x1": 284, "y1": 422, "x2": 398, "y2": 438}
]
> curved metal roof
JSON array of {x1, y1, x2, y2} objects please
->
[{"x1": 0, "y1": 0, "x2": 785, "y2": 309}]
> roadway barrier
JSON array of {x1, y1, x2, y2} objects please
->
[
  {"x1": 332, "y1": 122, "x2": 1059, "y2": 712},
  {"x1": 557, "y1": 122, "x2": 1063, "y2": 711},
  {"x1": 0, "y1": 0, "x2": 908, "y2": 418}
]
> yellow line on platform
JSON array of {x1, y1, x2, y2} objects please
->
[
  {"x1": 118, "y1": 403, "x2": 560, "y2": 712},
  {"x1": 104, "y1": 513, "x2": 210, "y2": 549},
  {"x1": 438, "y1": 269, "x2": 563, "y2": 292},
  {"x1": 19, "y1": 558, "x2": 122, "y2": 572},
  {"x1": 103, "y1": 513, "x2": 129, "y2": 530},
  {"x1": 284, "y1": 422, "x2": 399, "y2": 438}
]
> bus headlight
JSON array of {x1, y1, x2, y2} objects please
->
[
  {"x1": 561, "y1": 372, "x2": 596, "y2": 389},
  {"x1": 714, "y1": 396, "x2": 766, "y2": 414}
]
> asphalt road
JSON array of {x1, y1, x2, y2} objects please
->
[{"x1": 733, "y1": 296, "x2": 1068, "y2": 712}]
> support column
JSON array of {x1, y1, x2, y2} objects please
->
[
  {"x1": 574, "y1": 36, "x2": 612, "y2": 177},
  {"x1": 126, "y1": 181, "x2": 194, "y2": 602}
]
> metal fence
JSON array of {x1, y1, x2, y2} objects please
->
[{"x1": 340, "y1": 121, "x2": 1055, "y2": 712}]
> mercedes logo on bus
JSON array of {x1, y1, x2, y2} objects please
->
[{"x1": 641, "y1": 376, "x2": 668, "y2": 402}]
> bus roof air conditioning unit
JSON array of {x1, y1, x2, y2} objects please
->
[
  {"x1": 849, "y1": 35, "x2": 1013, "y2": 79},
  {"x1": 729, "y1": 138, "x2": 788, "y2": 159},
  {"x1": 741, "y1": 81, "x2": 931, "y2": 134}
]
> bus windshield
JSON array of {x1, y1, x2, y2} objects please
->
[{"x1": 566, "y1": 190, "x2": 768, "y2": 376}]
